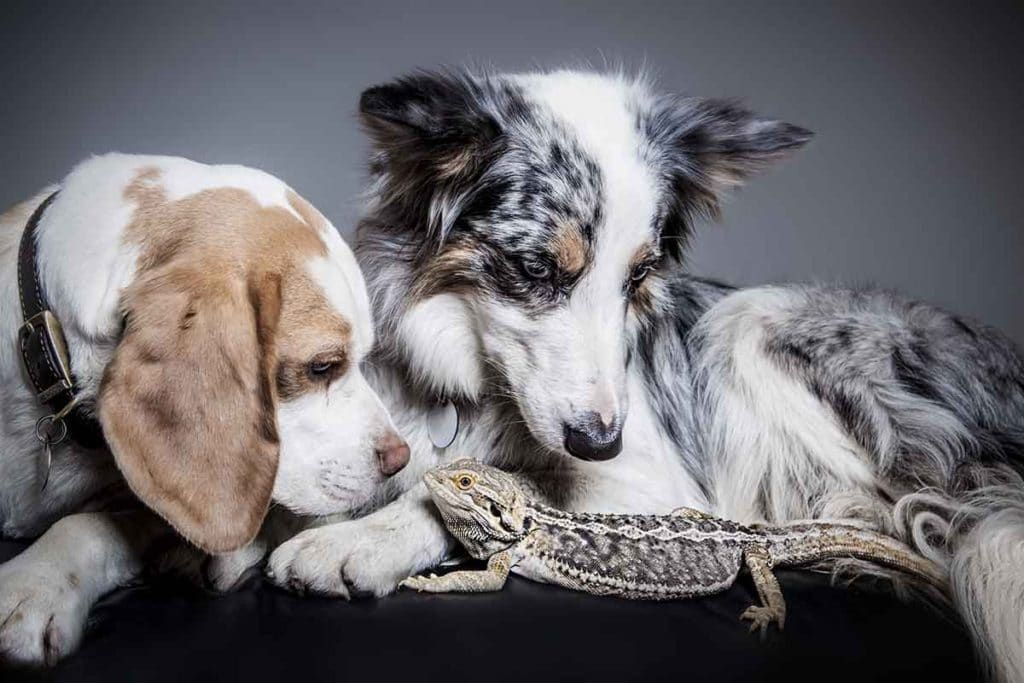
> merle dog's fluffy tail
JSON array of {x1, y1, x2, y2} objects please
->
[{"x1": 895, "y1": 469, "x2": 1024, "y2": 682}]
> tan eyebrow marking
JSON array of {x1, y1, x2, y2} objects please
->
[
  {"x1": 628, "y1": 242, "x2": 659, "y2": 272},
  {"x1": 552, "y1": 221, "x2": 591, "y2": 276},
  {"x1": 410, "y1": 236, "x2": 481, "y2": 301},
  {"x1": 626, "y1": 242, "x2": 662, "y2": 316}
]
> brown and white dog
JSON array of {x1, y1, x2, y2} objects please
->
[{"x1": 0, "y1": 153, "x2": 408, "y2": 666}]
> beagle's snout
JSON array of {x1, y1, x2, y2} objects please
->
[{"x1": 375, "y1": 431, "x2": 410, "y2": 476}]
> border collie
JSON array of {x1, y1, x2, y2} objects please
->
[{"x1": 267, "y1": 69, "x2": 1024, "y2": 681}]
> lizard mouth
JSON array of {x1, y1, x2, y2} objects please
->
[
  {"x1": 423, "y1": 469, "x2": 445, "y2": 490},
  {"x1": 422, "y1": 470, "x2": 461, "y2": 508}
]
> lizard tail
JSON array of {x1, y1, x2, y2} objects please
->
[
  {"x1": 772, "y1": 480, "x2": 1024, "y2": 683},
  {"x1": 765, "y1": 523, "x2": 947, "y2": 589}
]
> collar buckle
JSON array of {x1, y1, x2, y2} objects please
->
[{"x1": 18, "y1": 309, "x2": 76, "y2": 405}]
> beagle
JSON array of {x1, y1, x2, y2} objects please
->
[{"x1": 0, "y1": 154, "x2": 408, "y2": 665}]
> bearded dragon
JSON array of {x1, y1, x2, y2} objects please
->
[{"x1": 400, "y1": 460, "x2": 946, "y2": 634}]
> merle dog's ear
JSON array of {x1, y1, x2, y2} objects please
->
[
  {"x1": 358, "y1": 71, "x2": 505, "y2": 239},
  {"x1": 359, "y1": 71, "x2": 502, "y2": 177},
  {"x1": 651, "y1": 97, "x2": 812, "y2": 255}
]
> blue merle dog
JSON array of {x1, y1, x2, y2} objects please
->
[{"x1": 265, "y1": 68, "x2": 1024, "y2": 681}]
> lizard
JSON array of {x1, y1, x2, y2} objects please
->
[{"x1": 400, "y1": 460, "x2": 947, "y2": 634}]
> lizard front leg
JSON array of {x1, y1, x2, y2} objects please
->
[
  {"x1": 400, "y1": 551, "x2": 511, "y2": 594},
  {"x1": 740, "y1": 545, "x2": 787, "y2": 637}
]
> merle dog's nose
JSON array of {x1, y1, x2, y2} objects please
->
[{"x1": 563, "y1": 412, "x2": 623, "y2": 461}]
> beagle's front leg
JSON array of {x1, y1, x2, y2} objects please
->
[
  {"x1": 0, "y1": 510, "x2": 166, "y2": 666},
  {"x1": 267, "y1": 482, "x2": 456, "y2": 598},
  {"x1": 157, "y1": 509, "x2": 306, "y2": 592}
]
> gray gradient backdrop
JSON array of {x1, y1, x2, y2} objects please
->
[{"x1": 2, "y1": 1, "x2": 1022, "y2": 343}]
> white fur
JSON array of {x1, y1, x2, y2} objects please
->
[
  {"x1": 269, "y1": 69, "x2": 1022, "y2": 680},
  {"x1": 504, "y1": 71, "x2": 659, "y2": 446},
  {"x1": 397, "y1": 294, "x2": 485, "y2": 400},
  {"x1": 267, "y1": 483, "x2": 456, "y2": 598},
  {"x1": 0, "y1": 154, "x2": 396, "y2": 666},
  {"x1": 0, "y1": 511, "x2": 162, "y2": 664},
  {"x1": 696, "y1": 287, "x2": 877, "y2": 522},
  {"x1": 269, "y1": 251, "x2": 401, "y2": 515},
  {"x1": 268, "y1": 71, "x2": 712, "y2": 595},
  {"x1": 952, "y1": 505, "x2": 1024, "y2": 683}
]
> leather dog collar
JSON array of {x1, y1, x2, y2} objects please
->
[{"x1": 17, "y1": 191, "x2": 105, "y2": 451}]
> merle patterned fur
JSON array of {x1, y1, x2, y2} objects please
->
[{"x1": 352, "y1": 68, "x2": 1024, "y2": 681}]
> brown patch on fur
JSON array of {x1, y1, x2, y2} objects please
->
[
  {"x1": 275, "y1": 312, "x2": 351, "y2": 402},
  {"x1": 286, "y1": 190, "x2": 331, "y2": 234},
  {"x1": 627, "y1": 242, "x2": 658, "y2": 274},
  {"x1": 437, "y1": 147, "x2": 478, "y2": 179},
  {"x1": 409, "y1": 237, "x2": 482, "y2": 302},
  {"x1": 630, "y1": 278, "x2": 657, "y2": 319},
  {"x1": 98, "y1": 168, "x2": 352, "y2": 553},
  {"x1": 552, "y1": 222, "x2": 590, "y2": 277},
  {"x1": 627, "y1": 242, "x2": 660, "y2": 318},
  {"x1": 280, "y1": 192, "x2": 353, "y2": 398}
]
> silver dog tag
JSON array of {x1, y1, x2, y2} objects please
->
[
  {"x1": 427, "y1": 401, "x2": 459, "y2": 449},
  {"x1": 37, "y1": 439, "x2": 52, "y2": 492}
]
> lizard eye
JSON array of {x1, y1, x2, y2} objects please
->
[{"x1": 456, "y1": 475, "x2": 475, "y2": 490}]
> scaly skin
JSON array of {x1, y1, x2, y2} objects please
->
[{"x1": 401, "y1": 461, "x2": 948, "y2": 634}]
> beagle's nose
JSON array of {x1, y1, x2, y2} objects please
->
[{"x1": 375, "y1": 431, "x2": 410, "y2": 476}]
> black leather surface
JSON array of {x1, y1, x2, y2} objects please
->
[{"x1": 1, "y1": 540, "x2": 979, "y2": 682}]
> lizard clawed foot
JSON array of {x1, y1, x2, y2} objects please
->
[
  {"x1": 740, "y1": 604, "x2": 785, "y2": 638},
  {"x1": 399, "y1": 574, "x2": 440, "y2": 592}
]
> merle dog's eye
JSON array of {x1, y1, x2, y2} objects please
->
[
  {"x1": 630, "y1": 263, "x2": 653, "y2": 285},
  {"x1": 308, "y1": 360, "x2": 336, "y2": 378},
  {"x1": 523, "y1": 261, "x2": 552, "y2": 281}
]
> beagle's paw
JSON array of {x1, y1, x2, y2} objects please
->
[
  {"x1": 205, "y1": 540, "x2": 268, "y2": 592},
  {"x1": 0, "y1": 561, "x2": 89, "y2": 667},
  {"x1": 151, "y1": 539, "x2": 267, "y2": 593},
  {"x1": 267, "y1": 519, "x2": 424, "y2": 599}
]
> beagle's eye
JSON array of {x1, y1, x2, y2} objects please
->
[
  {"x1": 456, "y1": 475, "x2": 475, "y2": 490},
  {"x1": 308, "y1": 360, "x2": 337, "y2": 378},
  {"x1": 523, "y1": 261, "x2": 552, "y2": 281}
]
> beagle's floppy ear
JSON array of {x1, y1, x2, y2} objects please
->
[{"x1": 99, "y1": 265, "x2": 282, "y2": 554}]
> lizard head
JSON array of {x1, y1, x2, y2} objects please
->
[{"x1": 423, "y1": 460, "x2": 529, "y2": 559}]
